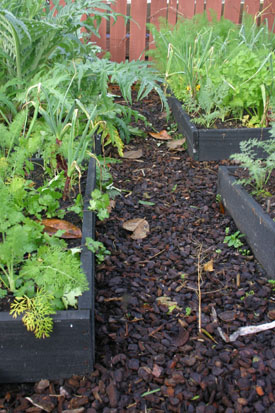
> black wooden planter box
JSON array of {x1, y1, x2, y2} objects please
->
[
  {"x1": 168, "y1": 95, "x2": 272, "y2": 161},
  {"x1": 218, "y1": 166, "x2": 275, "y2": 279},
  {"x1": 0, "y1": 158, "x2": 96, "y2": 383}
]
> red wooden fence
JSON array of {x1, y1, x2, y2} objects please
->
[{"x1": 54, "y1": 0, "x2": 275, "y2": 62}]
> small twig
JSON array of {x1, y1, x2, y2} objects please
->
[
  {"x1": 139, "y1": 248, "x2": 166, "y2": 264},
  {"x1": 104, "y1": 297, "x2": 122, "y2": 302},
  {"x1": 266, "y1": 199, "x2": 271, "y2": 214},
  {"x1": 197, "y1": 245, "x2": 203, "y2": 334},
  {"x1": 149, "y1": 324, "x2": 164, "y2": 337}
]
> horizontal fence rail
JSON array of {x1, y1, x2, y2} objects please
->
[{"x1": 53, "y1": 1, "x2": 275, "y2": 61}]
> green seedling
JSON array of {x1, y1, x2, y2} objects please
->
[
  {"x1": 172, "y1": 184, "x2": 177, "y2": 192},
  {"x1": 185, "y1": 307, "x2": 192, "y2": 316},
  {"x1": 88, "y1": 188, "x2": 110, "y2": 221},
  {"x1": 223, "y1": 227, "x2": 244, "y2": 249},
  {"x1": 240, "y1": 290, "x2": 254, "y2": 300},
  {"x1": 86, "y1": 237, "x2": 110, "y2": 263}
]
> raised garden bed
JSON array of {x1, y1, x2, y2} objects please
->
[
  {"x1": 168, "y1": 95, "x2": 272, "y2": 161},
  {"x1": 0, "y1": 158, "x2": 96, "y2": 384},
  {"x1": 218, "y1": 165, "x2": 275, "y2": 278}
]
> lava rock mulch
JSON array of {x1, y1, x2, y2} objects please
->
[{"x1": 1, "y1": 94, "x2": 275, "y2": 413}]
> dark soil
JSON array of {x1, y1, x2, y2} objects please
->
[{"x1": 1, "y1": 93, "x2": 274, "y2": 413}]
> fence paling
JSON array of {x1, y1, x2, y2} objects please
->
[
  {"x1": 167, "y1": 0, "x2": 178, "y2": 25},
  {"x1": 90, "y1": 2, "x2": 107, "y2": 52},
  {"x1": 149, "y1": 0, "x2": 168, "y2": 56},
  {"x1": 207, "y1": 0, "x2": 223, "y2": 19},
  {"x1": 224, "y1": 0, "x2": 242, "y2": 23},
  {"x1": 178, "y1": 0, "x2": 195, "y2": 19},
  {"x1": 196, "y1": 0, "x2": 205, "y2": 14},
  {"x1": 262, "y1": 0, "x2": 275, "y2": 29},
  {"x1": 110, "y1": 0, "x2": 127, "y2": 62},
  {"x1": 129, "y1": 0, "x2": 147, "y2": 60},
  {"x1": 244, "y1": 0, "x2": 261, "y2": 18}
]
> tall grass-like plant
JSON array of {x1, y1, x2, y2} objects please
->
[{"x1": 149, "y1": 13, "x2": 275, "y2": 127}]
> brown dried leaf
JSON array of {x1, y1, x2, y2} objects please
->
[
  {"x1": 167, "y1": 138, "x2": 186, "y2": 151},
  {"x1": 124, "y1": 149, "x2": 143, "y2": 159},
  {"x1": 203, "y1": 259, "x2": 214, "y2": 272},
  {"x1": 156, "y1": 296, "x2": 180, "y2": 310},
  {"x1": 149, "y1": 130, "x2": 172, "y2": 140},
  {"x1": 219, "y1": 311, "x2": 236, "y2": 322},
  {"x1": 122, "y1": 218, "x2": 150, "y2": 239},
  {"x1": 40, "y1": 219, "x2": 82, "y2": 239},
  {"x1": 173, "y1": 328, "x2": 189, "y2": 347},
  {"x1": 122, "y1": 218, "x2": 144, "y2": 232},
  {"x1": 131, "y1": 219, "x2": 150, "y2": 240},
  {"x1": 107, "y1": 199, "x2": 116, "y2": 213}
]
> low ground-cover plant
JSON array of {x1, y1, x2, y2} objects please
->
[{"x1": 149, "y1": 13, "x2": 275, "y2": 127}]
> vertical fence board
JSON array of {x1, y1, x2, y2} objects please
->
[
  {"x1": 262, "y1": 0, "x2": 275, "y2": 30},
  {"x1": 167, "y1": 0, "x2": 178, "y2": 25},
  {"x1": 243, "y1": 0, "x2": 261, "y2": 18},
  {"x1": 177, "y1": 0, "x2": 195, "y2": 19},
  {"x1": 89, "y1": 1, "x2": 107, "y2": 51},
  {"x1": 150, "y1": 0, "x2": 168, "y2": 28},
  {"x1": 149, "y1": 0, "x2": 168, "y2": 54},
  {"x1": 224, "y1": 0, "x2": 242, "y2": 23},
  {"x1": 109, "y1": 0, "x2": 127, "y2": 62},
  {"x1": 206, "y1": 0, "x2": 223, "y2": 19},
  {"x1": 129, "y1": 0, "x2": 147, "y2": 60},
  {"x1": 196, "y1": 0, "x2": 205, "y2": 14}
]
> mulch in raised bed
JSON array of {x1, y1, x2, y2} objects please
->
[{"x1": 0, "y1": 92, "x2": 274, "y2": 413}]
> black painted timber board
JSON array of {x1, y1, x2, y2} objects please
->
[
  {"x1": 168, "y1": 94, "x2": 272, "y2": 161},
  {"x1": 218, "y1": 166, "x2": 275, "y2": 279}
]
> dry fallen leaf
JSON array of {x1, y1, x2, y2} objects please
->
[
  {"x1": 124, "y1": 149, "x2": 143, "y2": 159},
  {"x1": 173, "y1": 327, "x2": 190, "y2": 347},
  {"x1": 149, "y1": 130, "x2": 172, "y2": 140},
  {"x1": 122, "y1": 218, "x2": 144, "y2": 232},
  {"x1": 203, "y1": 259, "x2": 214, "y2": 272},
  {"x1": 122, "y1": 218, "x2": 150, "y2": 239},
  {"x1": 107, "y1": 199, "x2": 116, "y2": 213},
  {"x1": 218, "y1": 311, "x2": 236, "y2": 322},
  {"x1": 40, "y1": 219, "x2": 82, "y2": 239},
  {"x1": 167, "y1": 138, "x2": 186, "y2": 151},
  {"x1": 156, "y1": 296, "x2": 181, "y2": 311}
]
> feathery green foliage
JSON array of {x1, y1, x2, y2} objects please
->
[
  {"x1": 10, "y1": 289, "x2": 55, "y2": 339},
  {"x1": 230, "y1": 136, "x2": 275, "y2": 195}
]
